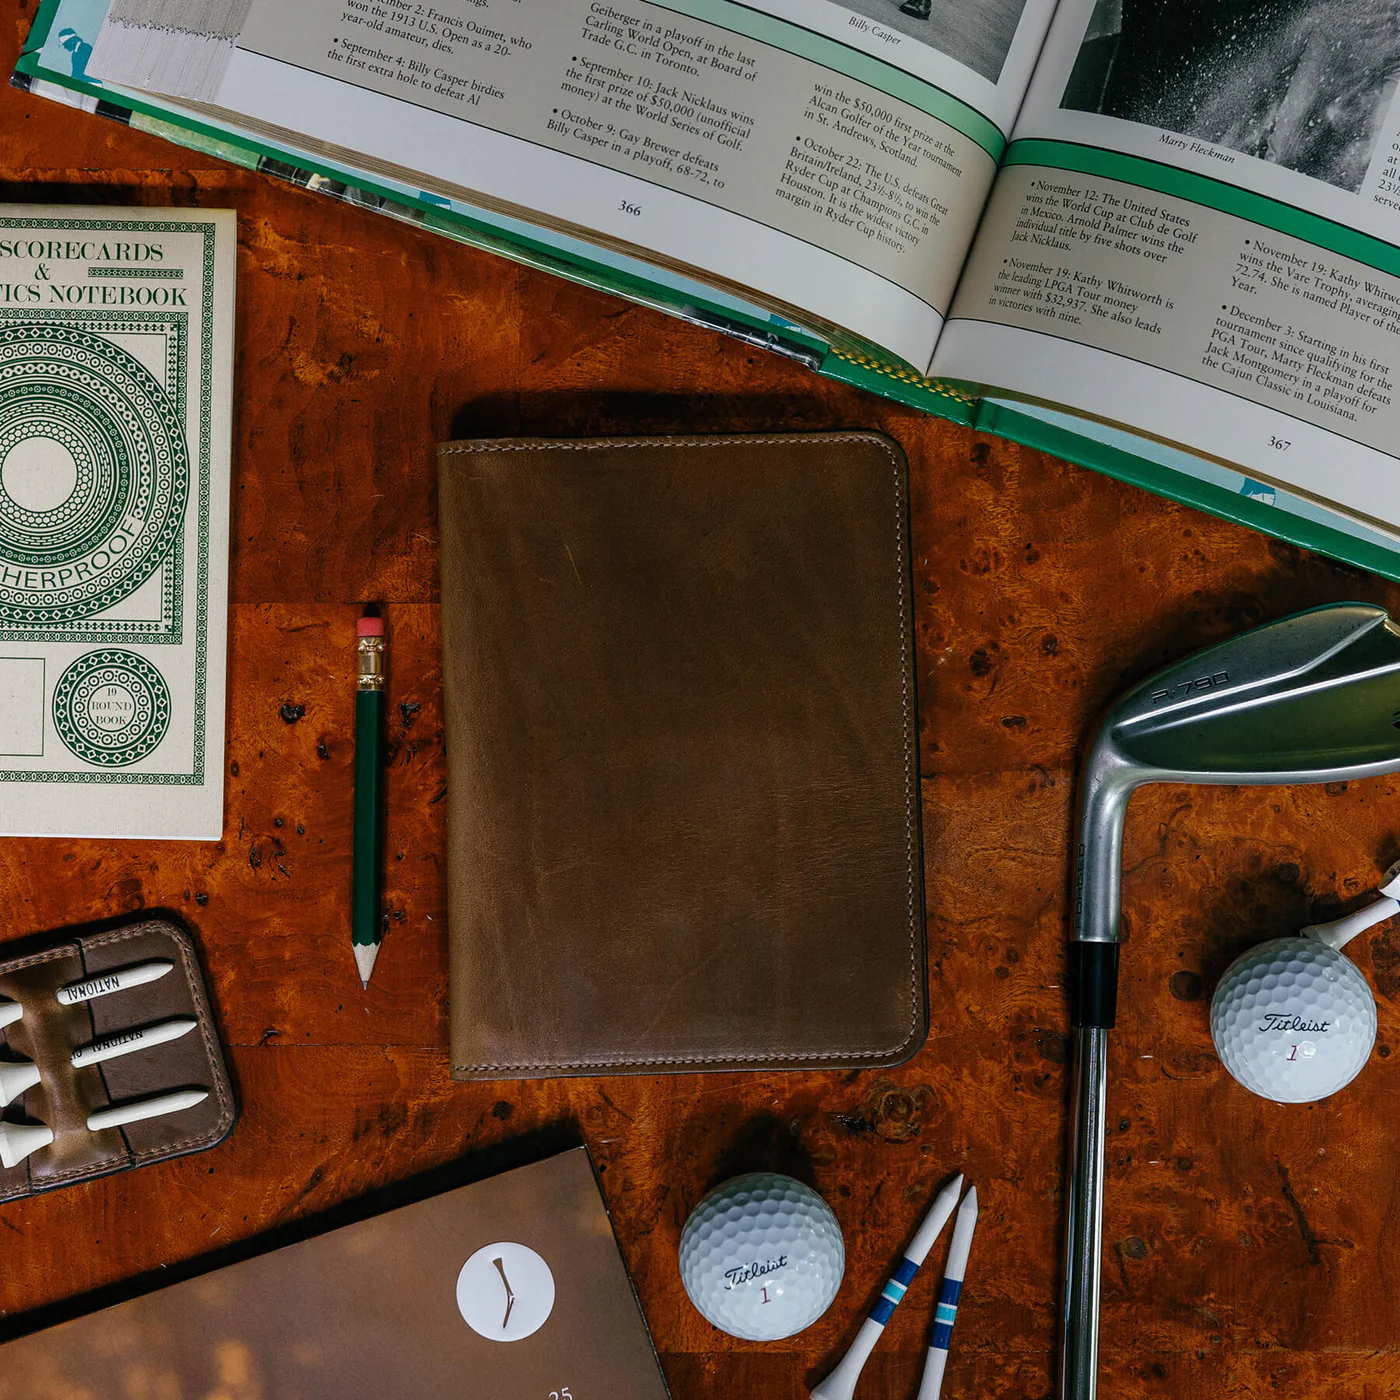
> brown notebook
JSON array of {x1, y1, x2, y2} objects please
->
[
  {"x1": 0, "y1": 1147, "x2": 669, "y2": 1400},
  {"x1": 438, "y1": 432, "x2": 926, "y2": 1079}
]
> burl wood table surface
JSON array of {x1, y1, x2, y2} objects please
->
[{"x1": 5, "y1": 7, "x2": 1400, "y2": 1398}]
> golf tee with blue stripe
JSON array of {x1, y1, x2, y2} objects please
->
[
  {"x1": 869, "y1": 1255, "x2": 920, "y2": 1324},
  {"x1": 930, "y1": 1277, "x2": 963, "y2": 1350}
]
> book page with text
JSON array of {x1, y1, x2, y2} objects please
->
[
  {"x1": 735, "y1": 0, "x2": 1057, "y2": 137},
  {"x1": 84, "y1": 0, "x2": 1054, "y2": 371},
  {"x1": 936, "y1": 0, "x2": 1400, "y2": 530}
]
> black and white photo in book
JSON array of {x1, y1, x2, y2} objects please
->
[
  {"x1": 1060, "y1": 0, "x2": 1400, "y2": 193},
  {"x1": 793, "y1": 0, "x2": 1031, "y2": 82}
]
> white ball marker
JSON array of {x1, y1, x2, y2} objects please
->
[
  {"x1": 457, "y1": 1242, "x2": 557, "y2": 1341},
  {"x1": 0, "y1": 1121, "x2": 53, "y2": 1170},
  {"x1": 87, "y1": 1087, "x2": 208, "y2": 1133},
  {"x1": 0, "y1": 1060, "x2": 41, "y2": 1109},
  {"x1": 72, "y1": 1017, "x2": 198, "y2": 1068}
]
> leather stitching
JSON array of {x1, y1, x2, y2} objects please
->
[
  {"x1": 0, "y1": 922, "x2": 235, "y2": 1198},
  {"x1": 440, "y1": 432, "x2": 924, "y2": 1074}
]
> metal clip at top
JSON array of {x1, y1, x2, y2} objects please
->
[{"x1": 357, "y1": 631, "x2": 386, "y2": 692}]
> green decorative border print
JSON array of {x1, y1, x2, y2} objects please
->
[
  {"x1": 0, "y1": 216, "x2": 215, "y2": 787},
  {"x1": 89, "y1": 267, "x2": 185, "y2": 280},
  {"x1": 0, "y1": 309, "x2": 187, "y2": 645},
  {"x1": 0, "y1": 320, "x2": 188, "y2": 624},
  {"x1": 52, "y1": 648, "x2": 172, "y2": 767}
]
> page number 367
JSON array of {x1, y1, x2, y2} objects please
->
[{"x1": 1269, "y1": 436, "x2": 1292, "y2": 451}]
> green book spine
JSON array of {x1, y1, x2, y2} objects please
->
[{"x1": 973, "y1": 398, "x2": 1400, "y2": 585}]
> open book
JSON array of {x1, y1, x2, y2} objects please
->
[{"x1": 20, "y1": 0, "x2": 1400, "y2": 576}]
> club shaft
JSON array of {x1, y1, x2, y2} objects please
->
[{"x1": 1061, "y1": 1025, "x2": 1108, "y2": 1400}]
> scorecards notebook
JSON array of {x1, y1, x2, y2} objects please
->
[
  {"x1": 0, "y1": 1147, "x2": 670, "y2": 1400},
  {"x1": 0, "y1": 204, "x2": 234, "y2": 839}
]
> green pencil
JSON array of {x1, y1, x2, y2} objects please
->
[{"x1": 352, "y1": 612, "x2": 386, "y2": 987}]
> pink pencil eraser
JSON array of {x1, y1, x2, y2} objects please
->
[{"x1": 357, "y1": 617, "x2": 384, "y2": 637}]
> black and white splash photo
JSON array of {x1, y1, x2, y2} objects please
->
[
  {"x1": 1061, "y1": 0, "x2": 1400, "y2": 192},
  {"x1": 813, "y1": 0, "x2": 1031, "y2": 83}
]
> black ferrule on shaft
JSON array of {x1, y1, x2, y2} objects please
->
[{"x1": 1070, "y1": 942, "x2": 1119, "y2": 1029}]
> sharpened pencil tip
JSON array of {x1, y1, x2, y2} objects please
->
[{"x1": 354, "y1": 942, "x2": 380, "y2": 987}]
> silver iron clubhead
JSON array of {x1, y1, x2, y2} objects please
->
[
  {"x1": 1062, "y1": 602, "x2": 1400, "y2": 1400},
  {"x1": 1077, "y1": 602, "x2": 1400, "y2": 950}
]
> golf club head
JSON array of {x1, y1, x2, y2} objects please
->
[{"x1": 1077, "y1": 602, "x2": 1400, "y2": 949}]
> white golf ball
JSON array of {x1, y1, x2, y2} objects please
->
[
  {"x1": 678, "y1": 1172, "x2": 844, "y2": 1341},
  {"x1": 1211, "y1": 936, "x2": 1377, "y2": 1103}
]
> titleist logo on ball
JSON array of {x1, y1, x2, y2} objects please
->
[
  {"x1": 724, "y1": 1255, "x2": 788, "y2": 1289},
  {"x1": 1257, "y1": 1014, "x2": 1331, "y2": 1033}
]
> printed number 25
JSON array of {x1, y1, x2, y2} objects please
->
[{"x1": 549, "y1": 1390, "x2": 574, "y2": 1400}]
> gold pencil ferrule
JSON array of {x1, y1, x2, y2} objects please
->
[{"x1": 357, "y1": 635, "x2": 386, "y2": 691}]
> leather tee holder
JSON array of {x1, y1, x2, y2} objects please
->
[
  {"x1": 0, "y1": 918, "x2": 235, "y2": 1200},
  {"x1": 438, "y1": 431, "x2": 927, "y2": 1079}
]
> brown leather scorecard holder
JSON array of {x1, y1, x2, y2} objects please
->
[
  {"x1": 438, "y1": 431, "x2": 926, "y2": 1079},
  {"x1": 0, "y1": 918, "x2": 236, "y2": 1200}
]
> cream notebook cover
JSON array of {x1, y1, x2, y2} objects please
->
[{"x1": 0, "y1": 205, "x2": 234, "y2": 839}]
